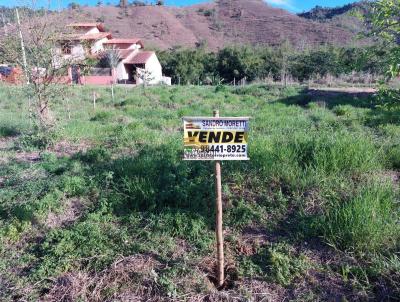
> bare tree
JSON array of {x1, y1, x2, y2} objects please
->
[
  {"x1": 0, "y1": 4, "x2": 78, "y2": 146},
  {"x1": 105, "y1": 47, "x2": 121, "y2": 102},
  {"x1": 136, "y1": 67, "x2": 154, "y2": 96}
]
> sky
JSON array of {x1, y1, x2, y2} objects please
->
[{"x1": 1, "y1": 0, "x2": 358, "y2": 13}]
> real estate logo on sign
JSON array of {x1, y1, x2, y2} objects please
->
[{"x1": 183, "y1": 117, "x2": 250, "y2": 161}]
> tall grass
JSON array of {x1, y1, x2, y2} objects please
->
[
  {"x1": 0, "y1": 84, "x2": 399, "y2": 300},
  {"x1": 319, "y1": 181, "x2": 399, "y2": 254}
]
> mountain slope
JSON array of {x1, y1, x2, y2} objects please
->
[{"x1": 64, "y1": 0, "x2": 358, "y2": 50}]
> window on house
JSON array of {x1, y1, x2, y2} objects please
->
[{"x1": 61, "y1": 42, "x2": 72, "y2": 55}]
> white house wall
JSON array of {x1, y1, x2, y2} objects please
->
[
  {"x1": 116, "y1": 61, "x2": 129, "y2": 81},
  {"x1": 91, "y1": 38, "x2": 108, "y2": 54},
  {"x1": 136, "y1": 54, "x2": 163, "y2": 85},
  {"x1": 145, "y1": 54, "x2": 163, "y2": 85},
  {"x1": 53, "y1": 42, "x2": 85, "y2": 68},
  {"x1": 71, "y1": 43, "x2": 86, "y2": 59}
]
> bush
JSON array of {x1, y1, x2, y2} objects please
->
[
  {"x1": 0, "y1": 125, "x2": 19, "y2": 137},
  {"x1": 90, "y1": 111, "x2": 113, "y2": 122}
]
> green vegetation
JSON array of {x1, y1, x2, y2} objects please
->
[
  {"x1": 0, "y1": 83, "x2": 399, "y2": 300},
  {"x1": 158, "y1": 44, "x2": 390, "y2": 85}
]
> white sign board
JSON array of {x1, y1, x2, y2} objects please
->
[{"x1": 183, "y1": 117, "x2": 250, "y2": 161}]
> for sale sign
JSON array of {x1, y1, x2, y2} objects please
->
[{"x1": 183, "y1": 117, "x2": 250, "y2": 161}]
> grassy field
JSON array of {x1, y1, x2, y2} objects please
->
[{"x1": 0, "y1": 83, "x2": 399, "y2": 301}]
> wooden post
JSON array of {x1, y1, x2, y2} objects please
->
[
  {"x1": 93, "y1": 91, "x2": 96, "y2": 109},
  {"x1": 15, "y1": 8, "x2": 29, "y2": 84},
  {"x1": 2, "y1": 13, "x2": 7, "y2": 36},
  {"x1": 213, "y1": 109, "x2": 224, "y2": 288}
]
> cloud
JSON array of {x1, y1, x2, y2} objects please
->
[{"x1": 263, "y1": 0, "x2": 298, "y2": 11}]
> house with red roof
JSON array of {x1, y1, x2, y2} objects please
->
[{"x1": 56, "y1": 23, "x2": 167, "y2": 85}]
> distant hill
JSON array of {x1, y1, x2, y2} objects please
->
[
  {"x1": 297, "y1": 2, "x2": 371, "y2": 21},
  {"x1": 1, "y1": 0, "x2": 370, "y2": 51},
  {"x1": 297, "y1": 1, "x2": 372, "y2": 36},
  {"x1": 0, "y1": 6, "x2": 38, "y2": 24}
]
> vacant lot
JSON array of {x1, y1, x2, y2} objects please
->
[{"x1": 0, "y1": 84, "x2": 399, "y2": 301}]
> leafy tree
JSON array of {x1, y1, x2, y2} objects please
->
[
  {"x1": 158, "y1": 48, "x2": 215, "y2": 84},
  {"x1": 216, "y1": 46, "x2": 263, "y2": 82},
  {"x1": 369, "y1": 0, "x2": 400, "y2": 77},
  {"x1": 67, "y1": 2, "x2": 80, "y2": 9},
  {"x1": 158, "y1": 44, "x2": 390, "y2": 85},
  {"x1": 131, "y1": 0, "x2": 146, "y2": 6},
  {"x1": 367, "y1": 0, "x2": 400, "y2": 109}
]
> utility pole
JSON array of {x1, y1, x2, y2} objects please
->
[{"x1": 15, "y1": 8, "x2": 29, "y2": 84}]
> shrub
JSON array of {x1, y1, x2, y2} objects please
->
[
  {"x1": 62, "y1": 176, "x2": 87, "y2": 197},
  {"x1": 90, "y1": 111, "x2": 113, "y2": 122},
  {"x1": 0, "y1": 125, "x2": 19, "y2": 137},
  {"x1": 75, "y1": 147, "x2": 111, "y2": 164}
]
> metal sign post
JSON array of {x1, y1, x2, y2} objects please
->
[{"x1": 183, "y1": 112, "x2": 250, "y2": 288}]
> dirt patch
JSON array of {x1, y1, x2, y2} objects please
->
[
  {"x1": 9, "y1": 140, "x2": 92, "y2": 164},
  {"x1": 42, "y1": 255, "x2": 161, "y2": 302},
  {"x1": 45, "y1": 197, "x2": 86, "y2": 229},
  {"x1": 0, "y1": 137, "x2": 16, "y2": 150},
  {"x1": 170, "y1": 238, "x2": 190, "y2": 260},
  {"x1": 14, "y1": 151, "x2": 41, "y2": 163},
  {"x1": 385, "y1": 170, "x2": 400, "y2": 186},
  {"x1": 237, "y1": 226, "x2": 278, "y2": 254},
  {"x1": 50, "y1": 140, "x2": 91, "y2": 157},
  {"x1": 308, "y1": 87, "x2": 377, "y2": 94}
]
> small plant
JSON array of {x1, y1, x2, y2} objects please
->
[
  {"x1": 333, "y1": 105, "x2": 353, "y2": 117},
  {"x1": 247, "y1": 243, "x2": 310, "y2": 286},
  {"x1": 90, "y1": 111, "x2": 113, "y2": 122},
  {"x1": 16, "y1": 127, "x2": 59, "y2": 150}
]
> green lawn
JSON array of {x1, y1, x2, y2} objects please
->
[{"x1": 0, "y1": 83, "x2": 399, "y2": 301}]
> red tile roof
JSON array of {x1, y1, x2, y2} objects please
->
[
  {"x1": 118, "y1": 49, "x2": 135, "y2": 59},
  {"x1": 80, "y1": 32, "x2": 112, "y2": 40},
  {"x1": 104, "y1": 38, "x2": 142, "y2": 45},
  {"x1": 125, "y1": 51, "x2": 154, "y2": 65},
  {"x1": 64, "y1": 32, "x2": 112, "y2": 41},
  {"x1": 67, "y1": 23, "x2": 105, "y2": 32}
]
